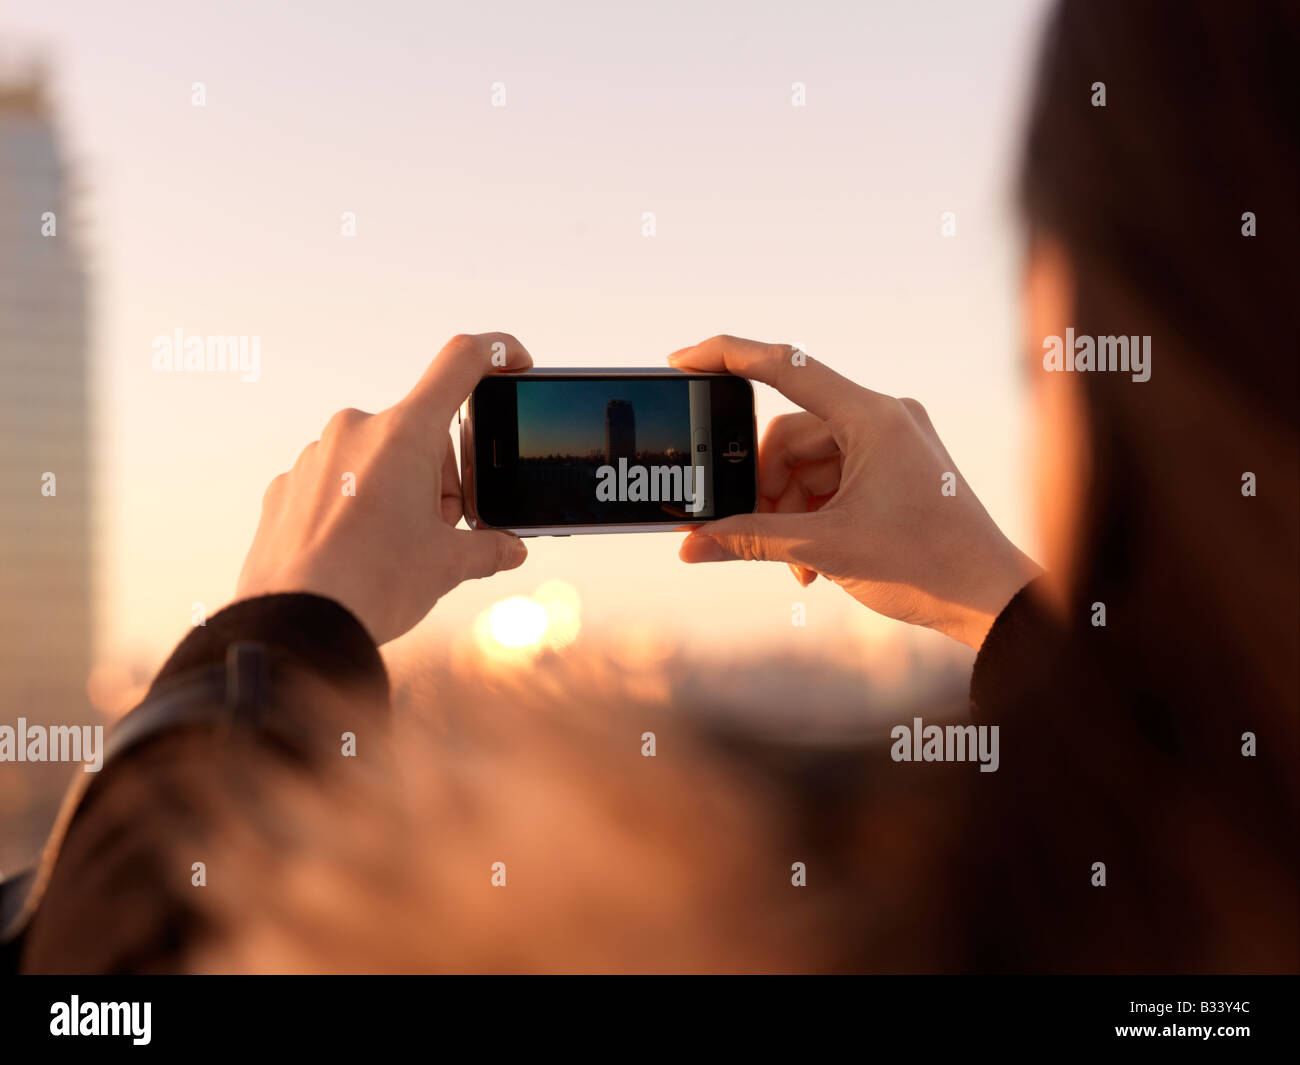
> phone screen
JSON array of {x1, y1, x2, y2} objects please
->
[{"x1": 466, "y1": 372, "x2": 757, "y2": 531}]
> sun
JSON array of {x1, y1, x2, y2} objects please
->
[
  {"x1": 472, "y1": 582, "x2": 583, "y2": 663},
  {"x1": 487, "y1": 596, "x2": 550, "y2": 648}
]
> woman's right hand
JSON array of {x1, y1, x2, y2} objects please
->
[{"x1": 669, "y1": 335, "x2": 1041, "y2": 650}]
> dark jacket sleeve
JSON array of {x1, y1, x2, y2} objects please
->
[
  {"x1": 968, "y1": 579, "x2": 1064, "y2": 724},
  {"x1": 16, "y1": 593, "x2": 390, "y2": 973},
  {"x1": 957, "y1": 578, "x2": 1253, "y2": 972},
  {"x1": 150, "y1": 592, "x2": 390, "y2": 704}
]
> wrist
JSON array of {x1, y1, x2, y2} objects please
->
[{"x1": 939, "y1": 548, "x2": 1043, "y2": 651}]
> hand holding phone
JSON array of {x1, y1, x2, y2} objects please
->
[
  {"x1": 669, "y1": 335, "x2": 1042, "y2": 651},
  {"x1": 236, "y1": 333, "x2": 532, "y2": 644}
]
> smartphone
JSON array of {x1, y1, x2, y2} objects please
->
[{"x1": 459, "y1": 369, "x2": 758, "y2": 535}]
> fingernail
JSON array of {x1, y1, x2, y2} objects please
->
[
  {"x1": 508, "y1": 536, "x2": 528, "y2": 565},
  {"x1": 682, "y1": 534, "x2": 730, "y2": 563}
]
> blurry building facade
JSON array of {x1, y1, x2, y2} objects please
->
[
  {"x1": 0, "y1": 69, "x2": 93, "y2": 865},
  {"x1": 604, "y1": 399, "x2": 635, "y2": 464}
]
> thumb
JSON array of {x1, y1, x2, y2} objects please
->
[
  {"x1": 453, "y1": 529, "x2": 528, "y2": 581},
  {"x1": 679, "y1": 512, "x2": 813, "y2": 565}
]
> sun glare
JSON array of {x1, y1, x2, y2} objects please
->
[
  {"x1": 487, "y1": 596, "x2": 549, "y2": 648},
  {"x1": 472, "y1": 582, "x2": 584, "y2": 663}
]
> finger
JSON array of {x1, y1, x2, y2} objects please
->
[
  {"x1": 757, "y1": 412, "x2": 840, "y2": 501},
  {"x1": 678, "y1": 510, "x2": 816, "y2": 566},
  {"x1": 772, "y1": 483, "x2": 819, "y2": 587},
  {"x1": 451, "y1": 528, "x2": 528, "y2": 581},
  {"x1": 786, "y1": 561, "x2": 814, "y2": 587},
  {"x1": 440, "y1": 434, "x2": 463, "y2": 526},
  {"x1": 404, "y1": 332, "x2": 533, "y2": 427},
  {"x1": 786, "y1": 455, "x2": 843, "y2": 503},
  {"x1": 667, "y1": 335, "x2": 870, "y2": 426}
]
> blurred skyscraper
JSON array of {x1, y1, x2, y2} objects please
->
[{"x1": 0, "y1": 65, "x2": 93, "y2": 863}]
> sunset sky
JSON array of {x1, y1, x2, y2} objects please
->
[
  {"x1": 5, "y1": 0, "x2": 1051, "y2": 674},
  {"x1": 516, "y1": 379, "x2": 689, "y2": 457}
]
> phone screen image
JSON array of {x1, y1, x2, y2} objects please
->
[{"x1": 467, "y1": 372, "x2": 756, "y2": 531}]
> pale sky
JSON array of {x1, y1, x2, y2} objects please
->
[{"x1": 4, "y1": 0, "x2": 1052, "y2": 669}]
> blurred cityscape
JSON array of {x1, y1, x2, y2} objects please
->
[{"x1": 0, "y1": 52, "x2": 978, "y2": 879}]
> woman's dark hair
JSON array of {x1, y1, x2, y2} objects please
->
[{"x1": 1011, "y1": 0, "x2": 1298, "y2": 968}]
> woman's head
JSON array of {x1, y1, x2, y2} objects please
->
[
  {"x1": 999, "y1": 7, "x2": 1299, "y2": 966},
  {"x1": 1019, "y1": 0, "x2": 1299, "y2": 806}
]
